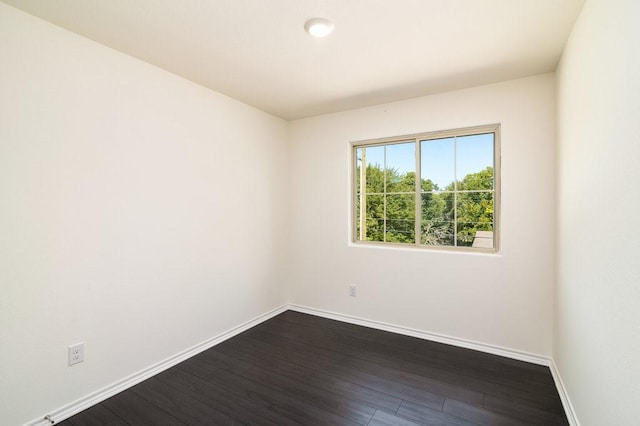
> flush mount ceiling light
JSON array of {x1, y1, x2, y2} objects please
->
[{"x1": 304, "y1": 17, "x2": 334, "y2": 38}]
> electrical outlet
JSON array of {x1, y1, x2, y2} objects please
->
[
  {"x1": 349, "y1": 285, "x2": 357, "y2": 297},
  {"x1": 68, "y1": 343, "x2": 84, "y2": 366}
]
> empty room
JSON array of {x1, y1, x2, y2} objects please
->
[{"x1": 1, "y1": 1, "x2": 638, "y2": 425}]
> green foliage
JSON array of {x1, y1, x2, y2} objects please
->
[
  {"x1": 451, "y1": 167, "x2": 494, "y2": 246},
  {"x1": 357, "y1": 165, "x2": 416, "y2": 243},
  {"x1": 357, "y1": 165, "x2": 494, "y2": 247},
  {"x1": 449, "y1": 166, "x2": 494, "y2": 191}
]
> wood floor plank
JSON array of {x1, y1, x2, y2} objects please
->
[
  {"x1": 181, "y1": 356, "x2": 363, "y2": 425},
  {"x1": 155, "y1": 367, "x2": 299, "y2": 426},
  {"x1": 483, "y1": 394, "x2": 569, "y2": 425},
  {"x1": 400, "y1": 358, "x2": 565, "y2": 413},
  {"x1": 396, "y1": 401, "x2": 477, "y2": 426},
  {"x1": 236, "y1": 330, "x2": 451, "y2": 410},
  {"x1": 241, "y1": 364, "x2": 377, "y2": 424},
  {"x1": 199, "y1": 351, "x2": 382, "y2": 424},
  {"x1": 202, "y1": 346, "x2": 403, "y2": 413},
  {"x1": 443, "y1": 398, "x2": 530, "y2": 426},
  {"x1": 194, "y1": 347, "x2": 253, "y2": 374},
  {"x1": 65, "y1": 403, "x2": 127, "y2": 426},
  {"x1": 368, "y1": 410, "x2": 423, "y2": 426},
  {"x1": 131, "y1": 376, "x2": 237, "y2": 425},
  {"x1": 101, "y1": 389, "x2": 186, "y2": 425}
]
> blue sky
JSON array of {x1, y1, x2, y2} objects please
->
[{"x1": 359, "y1": 133, "x2": 493, "y2": 189}]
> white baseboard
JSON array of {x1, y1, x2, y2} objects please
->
[
  {"x1": 289, "y1": 304, "x2": 551, "y2": 366},
  {"x1": 26, "y1": 304, "x2": 288, "y2": 426},
  {"x1": 549, "y1": 359, "x2": 580, "y2": 426}
]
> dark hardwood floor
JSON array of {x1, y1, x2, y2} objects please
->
[{"x1": 58, "y1": 311, "x2": 568, "y2": 425}]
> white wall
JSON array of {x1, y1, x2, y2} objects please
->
[
  {"x1": 555, "y1": 0, "x2": 640, "y2": 424},
  {"x1": 14, "y1": 1, "x2": 640, "y2": 423},
  {"x1": 0, "y1": 4, "x2": 288, "y2": 425},
  {"x1": 288, "y1": 74, "x2": 556, "y2": 357}
]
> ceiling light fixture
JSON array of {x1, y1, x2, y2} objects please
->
[{"x1": 304, "y1": 18, "x2": 334, "y2": 38}]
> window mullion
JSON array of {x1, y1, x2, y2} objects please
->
[
  {"x1": 415, "y1": 139, "x2": 421, "y2": 246},
  {"x1": 453, "y1": 136, "x2": 458, "y2": 246},
  {"x1": 383, "y1": 146, "x2": 387, "y2": 242}
]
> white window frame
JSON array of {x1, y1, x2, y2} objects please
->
[{"x1": 351, "y1": 124, "x2": 501, "y2": 253}]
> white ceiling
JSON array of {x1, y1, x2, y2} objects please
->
[{"x1": 3, "y1": 0, "x2": 584, "y2": 120}]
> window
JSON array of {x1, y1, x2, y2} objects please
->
[{"x1": 353, "y1": 124, "x2": 500, "y2": 252}]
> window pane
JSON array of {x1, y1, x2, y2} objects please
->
[
  {"x1": 385, "y1": 142, "x2": 415, "y2": 193},
  {"x1": 421, "y1": 193, "x2": 454, "y2": 245},
  {"x1": 385, "y1": 194, "x2": 415, "y2": 243},
  {"x1": 456, "y1": 192, "x2": 494, "y2": 247},
  {"x1": 364, "y1": 147, "x2": 385, "y2": 194},
  {"x1": 421, "y1": 137, "x2": 454, "y2": 192},
  {"x1": 357, "y1": 194, "x2": 384, "y2": 242},
  {"x1": 422, "y1": 192, "x2": 454, "y2": 221},
  {"x1": 456, "y1": 133, "x2": 494, "y2": 190}
]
